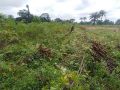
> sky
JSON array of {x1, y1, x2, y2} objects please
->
[{"x1": 0, "y1": 0, "x2": 120, "y2": 22}]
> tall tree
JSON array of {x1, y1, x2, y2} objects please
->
[
  {"x1": 99, "y1": 10, "x2": 106, "y2": 21},
  {"x1": 69, "y1": 19, "x2": 75, "y2": 23},
  {"x1": 80, "y1": 17, "x2": 83, "y2": 22},
  {"x1": 17, "y1": 9, "x2": 28, "y2": 19},
  {"x1": 40, "y1": 13, "x2": 51, "y2": 22},
  {"x1": 83, "y1": 17, "x2": 87, "y2": 22},
  {"x1": 26, "y1": 5, "x2": 31, "y2": 23},
  {"x1": 90, "y1": 12, "x2": 100, "y2": 25},
  {"x1": 17, "y1": 5, "x2": 32, "y2": 23}
]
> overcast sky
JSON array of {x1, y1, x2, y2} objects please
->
[{"x1": 0, "y1": 0, "x2": 120, "y2": 22}]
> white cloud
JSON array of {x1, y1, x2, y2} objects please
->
[
  {"x1": 0, "y1": 0, "x2": 120, "y2": 21},
  {"x1": 0, "y1": 0, "x2": 28, "y2": 16},
  {"x1": 0, "y1": 0, "x2": 27, "y2": 7}
]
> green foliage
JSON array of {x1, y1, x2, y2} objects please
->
[{"x1": 0, "y1": 20, "x2": 120, "y2": 90}]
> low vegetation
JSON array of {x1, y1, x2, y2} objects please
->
[
  {"x1": 0, "y1": 17, "x2": 120, "y2": 90},
  {"x1": 0, "y1": 4, "x2": 120, "y2": 89}
]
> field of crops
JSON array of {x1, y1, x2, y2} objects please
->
[{"x1": 0, "y1": 22, "x2": 120, "y2": 90}]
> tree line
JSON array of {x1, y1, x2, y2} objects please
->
[
  {"x1": 0, "y1": 5, "x2": 120, "y2": 25},
  {"x1": 80, "y1": 10, "x2": 115, "y2": 25}
]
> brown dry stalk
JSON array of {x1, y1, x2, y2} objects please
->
[
  {"x1": 78, "y1": 56, "x2": 85, "y2": 74},
  {"x1": 91, "y1": 41, "x2": 117, "y2": 73},
  {"x1": 37, "y1": 45, "x2": 52, "y2": 58}
]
